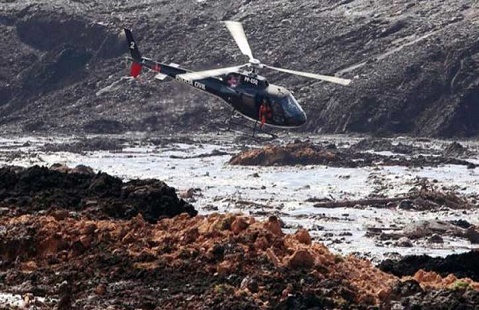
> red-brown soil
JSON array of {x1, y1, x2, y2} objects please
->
[{"x1": 1, "y1": 165, "x2": 479, "y2": 309}]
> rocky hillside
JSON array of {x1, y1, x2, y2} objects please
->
[{"x1": 0, "y1": 0, "x2": 478, "y2": 137}]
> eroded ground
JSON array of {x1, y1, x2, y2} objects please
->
[
  {"x1": 0, "y1": 165, "x2": 479, "y2": 309},
  {"x1": 1, "y1": 134, "x2": 479, "y2": 309}
]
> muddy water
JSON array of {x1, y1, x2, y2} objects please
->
[
  {"x1": 2, "y1": 133, "x2": 479, "y2": 309},
  {"x1": 1, "y1": 133, "x2": 479, "y2": 262}
]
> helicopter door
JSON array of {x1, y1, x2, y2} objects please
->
[{"x1": 240, "y1": 91, "x2": 257, "y2": 117}]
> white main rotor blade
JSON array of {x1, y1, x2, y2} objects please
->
[
  {"x1": 224, "y1": 21, "x2": 254, "y2": 60},
  {"x1": 264, "y1": 65, "x2": 352, "y2": 86},
  {"x1": 176, "y1": 65, "x2": 246, "y2": 80}
]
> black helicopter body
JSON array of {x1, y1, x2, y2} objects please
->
[{"x1": 124, "y1": 22, "x2": 350, "y2": 130}]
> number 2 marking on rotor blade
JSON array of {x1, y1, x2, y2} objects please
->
[{"x1": 130, "y1": 42, "x2": 135, "y2": 49}]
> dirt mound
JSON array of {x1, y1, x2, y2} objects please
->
[
  {"x1": 0, "y1": 164, "x2": 478, "y2": 308},
  {"x1": 229, "y1": 141, "x2": 346, "y2": 166},
  {"x1": 229, "y1": 141, "x2": 476, "y2": 168},
  {"x1": 1, "y1": 212, "x2": 479, "y2": 309},
  {"x1": 0, "y1": 165, "x2": 196, "y2": 222},
  {"x1": 442, "y1": 141, "x2": 473, "y2": 157},
  {"x1": 378, "y1": 251, "x2": 479, "y2": 282}
]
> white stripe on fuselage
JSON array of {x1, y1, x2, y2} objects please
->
[{"x1": 175, "y1": 75, "x2": 206, "y2": 90}]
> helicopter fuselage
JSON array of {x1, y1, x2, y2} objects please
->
[{"x1": 137, "y1": 57, "x2": 307, "y2": 128}]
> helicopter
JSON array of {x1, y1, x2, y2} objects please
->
[{"x1": 123, "y1": 21, "x2": 351, "y2": 135}]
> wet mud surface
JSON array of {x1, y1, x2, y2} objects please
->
[
  {"x1": 0, "y1": 159, "x2": 479, "y2": 308},
  {"x1": 0, "y1": 0, "x2": 478, "y2": 307}
]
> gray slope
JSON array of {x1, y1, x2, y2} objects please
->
[{"x1": 0, "y1": 0, "x2": 478, "y2": 137}]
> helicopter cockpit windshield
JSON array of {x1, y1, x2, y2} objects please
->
[
  {"x1": 271, "y1": 94, "x2": 306, "y2": 127},
  {"x1": 279, "y1": 95, "x2": 303, "y2": 118}
]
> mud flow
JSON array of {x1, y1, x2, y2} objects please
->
[{"x1": 0, "y1": 136, "x2": 479, "y2": 309}]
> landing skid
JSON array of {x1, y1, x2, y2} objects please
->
[{"x1": 217, "y1": 111, "x2": 278, "y2": 141}]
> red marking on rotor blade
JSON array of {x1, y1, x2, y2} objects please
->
[
  {"x1": 153, "y1": 63, "x2": 161, "y2": 72},
  {"x1": 130, "y1": 62, "x2": 142, "y2": 77}
]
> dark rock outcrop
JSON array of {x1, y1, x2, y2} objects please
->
[
  {"x1": 0, "y1": 165, "x2": 197, "y2": 222},
  {"x1": 378, "y1": 251, "x2": 479, "y2": 282}
]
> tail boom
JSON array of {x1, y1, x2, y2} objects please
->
[{"x1": 123, "y1": 29, "x2": 190, "y2": 80}]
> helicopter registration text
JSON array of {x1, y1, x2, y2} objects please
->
[
  {"x1": 176, "y1": 76, "x2": 206, "y2": 90},
  {"x1": 244, "y1": 76, "x2": 258, "y2": 85}
]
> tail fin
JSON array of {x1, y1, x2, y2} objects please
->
[
  {"x1": 124, "y1": 28, "x2": 142, "y2": 61},
  {"x1": 124, "y1": 28, "x2": 143, "y2": 77}
]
